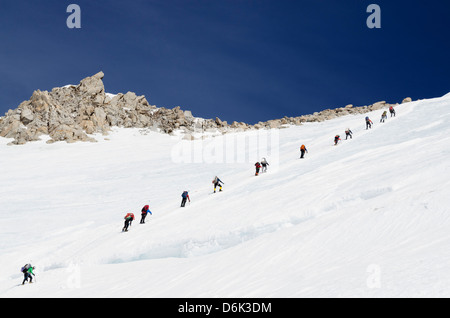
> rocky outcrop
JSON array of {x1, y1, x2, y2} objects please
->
[
  {"x1": 402, "y1": 97, "x2": 412, "y2": 104},
  {"x1": 247, "y1": 99, "x2": 401, "y2": 130},
  {"x1": 0, "y1": 72, "x2": 156, "y2": 144},
  {"x1": 0, "y1": 72, "x2": 109, "y2": 144},
  {"x1": 0, "y1": 72, "x2": 411, "y2": 145}
]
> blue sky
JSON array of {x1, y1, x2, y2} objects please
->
[{"x1": 1, "y1": 0, "x2": 449, "y2": 124}]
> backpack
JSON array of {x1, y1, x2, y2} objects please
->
[
  {"x1": 125, "y1": 213, "x2": 134, "y2": 220},
  {"x1": 300, "y1": 145, "x2": 306, "y2": 151},
  {"x1": 182, "y1": 191, "x2": 188, "y2": 198},
  {"x1": 21, "y1": 264, "x2": 30, "y2": 273},
  {"x1": 141, "y1": 205, "x2": 149, "y2": 213}
]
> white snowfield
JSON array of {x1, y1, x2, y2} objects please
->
[{"x1": 1, "y1": 93, "x2": 450, "y2": 298}]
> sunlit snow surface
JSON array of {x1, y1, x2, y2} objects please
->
[{"x1": 1, "y1": 94, "x2": 450, "y2": 297}]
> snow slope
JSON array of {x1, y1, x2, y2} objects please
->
[{"x1": 1, "y1": 94, "x2": 450, "y2": 298}]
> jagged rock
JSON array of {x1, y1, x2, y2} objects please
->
[
  {"x1": 402, "y1": 97, "x2": 412, "y2": 104},
  {"x1": 0, "y1": 72, "x2": 157, "y2": 145},
  {"x1": 91, "y1": 107, "x2": 108, "y2": 133},
  {"x1": 372, "y1": 101, "x2": 386, "y2": 109},
  {"x1": 0, "y1": 120, "x2": 23, "y2": 139},
  {"x1": 81, "y1": 120, "x2": 95, "y2": 134},
  {"x1": 215, "y1": 117, "x2": 223, "y2": 127},
  {"x1": 78, "y1": 71, "x2": 105, "y2": 98},
  {"x1": 267, "y1": 120, "x2": 281, "y2": 129},
  {"x1": 47, "y1": 124, "x2": 95, "y2": 144},
  {"x1": 20, "y1": 107, "x2": 34, "y2": 125}
]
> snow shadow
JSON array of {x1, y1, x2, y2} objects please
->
[{"x1": 105, "y1": 215, "x2": 312, "y2": 264}]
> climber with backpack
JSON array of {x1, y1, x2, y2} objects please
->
[
  {"x1": 300, "y1": 144, "x2": 308, "y2": 159},
  {"x1": 21, "y1": 264, "x2": 35, "y2": 285},
  {"x1": 380, "y1": 111, "x2": 387, "y2": 123},
  {"x1": 212, "y1": 176, "x2": 224, "y2": 193},
  {"x1": 181, "y1": 191, "x2": 190, "y2": 207},
  {"x1": 261, "y1": 158, "x2": 269, "y2": 173},
  {"x1": 365, "y1": 116, "x2": 373, "y2": 129},
  {"x1": 122, "y1": 212, "x2": 135, "y2": 232},
  {"x1": 334, "y1": 135, "x2": 341, "y2": 146},
  {"x1": 255, "y1": 162, "x2": 262, "y2": 176},
  {"x1": 140, "y1": 205, "x2": 152, "y2": 224},
  {"x1": 345, "y1": 128, "x2": 353, "y2": 140},
  {"x1": 389, "y1": 106, "x2": 396, "y2": 117}
]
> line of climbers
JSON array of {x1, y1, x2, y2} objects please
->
[
  {"x1": 125, "y1": 105, "x2": 397, "y2": 231},
  {"x1": 18, "y1": 106, "x2": 400, "y2": 285},
  {"x1": 124, "y1": 105, "x2": 401, "y2": 234},
  {"x1": 334, "y1": 105, "x2": 396, "y2": 146},
  {"x1": 121, "y1": 176, "x2": 225, "y2": 232},
  {"x1": 123, "y1": 106, "x2": 398, "y2": 234}
]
